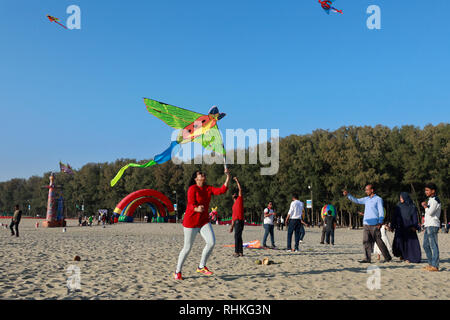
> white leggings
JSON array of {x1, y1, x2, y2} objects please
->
[{"x1": 176, "y1": 223, "x2": 215, "y2": 273}]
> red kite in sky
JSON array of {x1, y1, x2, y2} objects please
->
[{"x1": 46, "y1": 15, "x2": 67, "y2": 29}]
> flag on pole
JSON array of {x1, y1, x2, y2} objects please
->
[{"x1": 59, "y1": 162, "x2": 74, "y2": 175}]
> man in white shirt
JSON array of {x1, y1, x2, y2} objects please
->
[
  {"x1": 421, "y1": 183, "x2": 441, "y2": 272},
  {"x1": 285, "y1": 194, "x2": 308, "y2": 252},
  {"x1": 262, "y1": 201, "x2": 276, "y2": 248}
]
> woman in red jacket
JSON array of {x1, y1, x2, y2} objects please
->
[{"x1": 174, "y1": 168, "x2": 230, "y2": 280}]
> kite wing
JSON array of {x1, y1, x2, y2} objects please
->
[
  {"x1": 192, "y1": 124, "x2": 225, "y2": 155},
  {"x1": 144, "y1": 98, "x2": 205, "y2": 129},
  {"x1": 47, "y1": 15, "x2": 58, "y2": 22}
]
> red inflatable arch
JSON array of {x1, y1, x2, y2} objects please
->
[{"x1": 114, "y1": 189, "x2": 175, "y2": 221}]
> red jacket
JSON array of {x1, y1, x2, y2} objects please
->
[
  {"x1": 184, "y1": 184, "x2": 228, "y2": 228},
  {"x1": 232, "y1": 196, "x2": 244, "y2": 221}
]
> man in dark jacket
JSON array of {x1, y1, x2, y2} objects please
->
[
  {"x1": 10, "y1": 204, "x2": 22, "y2": 237},
  {"x1": 324, "y1": 210, "x2": 337, "y2": 245}
]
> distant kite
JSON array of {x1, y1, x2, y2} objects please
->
[
  {"x1": 46, "y1": 15, "x2": 67, "y2": 29},
  {"x1": 318, "y1": 1, "x2": 343, "y2": 14}
]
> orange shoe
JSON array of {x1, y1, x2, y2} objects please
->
[
  {"x1": 196, "y1": 266, "x2": 213, "y2": 276},
  {"x1": 173, "y1": 272, "x2": 183, "y2": 280},
  {"x1": 427, "y1": 266, "x2": 439, "y2": 272}
]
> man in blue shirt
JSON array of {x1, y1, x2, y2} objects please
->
[{"x1": 343, "y1": 184, "x2": 392, "y2": 263}]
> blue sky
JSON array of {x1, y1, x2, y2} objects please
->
[{"x1": 0, "y1": 0, "x2": 449, "y2": 181}]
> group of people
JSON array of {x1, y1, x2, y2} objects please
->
[
  {"x1": 173, "y1": 169, "x2": 444, "y2": 280},
  {"x1": 3, "y1": 169, "x2": 442, "y2": 280},
  {"x1": 78, "y1": 215, "x2": 93, "y2": 226},
  {"x1": 77, "y1": 212, "x2": 117, "y2": 227},
  {"x1": 260, "y1": 197, "x2": 309, "y2": 251},
  {"x1": 343, "y1": 183, "x2": 442, "y2": 272}
]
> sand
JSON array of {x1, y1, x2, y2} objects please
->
[{"x1": 0, "y1": 218, "x2": 448, "y2": 300}]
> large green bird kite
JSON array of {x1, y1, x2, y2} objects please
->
[{"x1": 110, "y1": 98, "x2": 226, "y2": 187}]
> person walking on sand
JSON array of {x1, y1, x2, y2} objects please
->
[
  {"x1": 421, "y1": 183, "x2": 441, "y2": 272},
  {"x1": 391, "y1": 192, "x2": 421, "y2": 263},
  {"x1": 320, "y1": 218, "x2": 327, "y2": 244},
  {"x1": 285, "y1": 194, "x2": 308, "y2": 252},
  {"x1": 343, "y1": 184, "x2": 392, "y2": 263},
  {"x1": 276, "y1": 216, "x2": 281, "y2": 231},
  {"x1": 78, "y1": 212, "x2": 82, "y2": 226},
  {"x1": 280, "y1": 216, "x2": 284, "y2": 231},
  {"x1": 262, "y1": 201, "x2": 276, "y2": 249},
  {"x1": 229, "y1": 177, "x2": 244, "y2": 257},
  {"x1": 10, "y1": 205, "x2": 22, "y2": 237},
  {"x1": 324, "y1": 210, "x2": 337, "y2": 245},
  {"x1": 174, "y1": 169, "x2": 231, "y2": 280},
  {"x1": 299, "y1": 212, "x2": 306, "y2": 243}
]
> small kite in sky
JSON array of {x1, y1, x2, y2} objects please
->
[
  {"x1": 318, "y1": 1, "x2": 343, "y2": 14},
  {"x1": 46, "y1": 15, "x2": 67, "y2": 29}
]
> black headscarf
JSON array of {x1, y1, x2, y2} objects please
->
[
  {"x1": 396, "y1": 192, "x2": 418, "y2": 230},
  {"x1": 400, "y1": 192, "x2": 413, "y2": 205}
]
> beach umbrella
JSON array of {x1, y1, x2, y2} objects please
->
[{"x1": 321, "y1": 204, "x2": 336, "y2": 220}]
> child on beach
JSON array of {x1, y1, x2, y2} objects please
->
[{"x1": 373, "y1": 222, "x2": 393, "y2": 261}]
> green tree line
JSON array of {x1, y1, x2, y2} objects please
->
[{"x1": 0, "y1": 124, "x2": 448, "y2": 226}]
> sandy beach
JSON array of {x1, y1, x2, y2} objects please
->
[{"x1": 0, "y1": 218, "x2": 448, "y2": 300}]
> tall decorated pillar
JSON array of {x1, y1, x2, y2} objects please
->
[{"x1": 42, "y1": 173, "x2": 66, "y2": 228}]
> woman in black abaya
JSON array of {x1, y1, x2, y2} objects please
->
[{"x1": 392, "y1": 192, "x2": 421, "y2": 263}]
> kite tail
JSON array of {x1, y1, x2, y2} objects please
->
[
  {"x1": 110, "y1": 141, "x2": 180, "y2": 187},
  {"x1": 55, "y1": 21, "x2": 68, "y2": 29}
]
